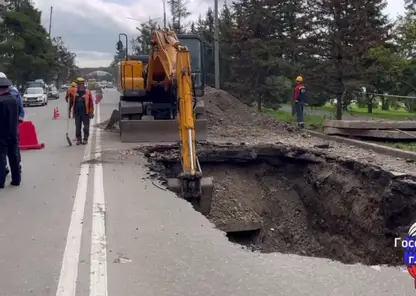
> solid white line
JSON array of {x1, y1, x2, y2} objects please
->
[
  {"x1": 56, "y1": 113, "x2": 97, "y2": 296},
  {"x1": 89, "y1": 103, "x2": 108, "y2": 296}
]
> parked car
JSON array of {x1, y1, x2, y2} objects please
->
[
  {"x1": 23, "y1": 87, "x2": 48, "y2": 107},
  {"x1": 47, "y1": 86, "x2": 59, "y2": 99}
]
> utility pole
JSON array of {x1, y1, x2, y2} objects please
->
[
  {"x1": 214, "y1": 0, "x2": 220, "y2": 89},
  {"x1": 48, "y1": 6, "x2": 53, "y2": 36},
  {"x1": 162, "y1": 0, "x2": 166, "y2": 28}
]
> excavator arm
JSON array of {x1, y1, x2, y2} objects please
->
[{"x1": 146, "y1": 29, "x2": 213, "y2": 213}]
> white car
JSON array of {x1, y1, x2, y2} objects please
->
[{"x1": 23, "y1": 87, "x2": 48, "y2": 107}]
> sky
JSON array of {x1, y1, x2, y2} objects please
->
[{"x1": 32, "y1": 0, "x2": 406, "y2": 68}]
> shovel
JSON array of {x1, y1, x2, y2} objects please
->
[{"x1": 66, "y1": 99, "x2": 72, "y2": 146}]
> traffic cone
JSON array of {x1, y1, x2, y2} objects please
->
[
  {"x1": 19, "y1": 121, "x2": 45, "y2": 150},
  {"x1": 55, "y1": 107, "x2": 61, "y2": 119},
  {"x1": 53, "y1": 107, "x2": 58, "y2": 119},
  {"x1": 95, "y1": 94, "x2": 102, "y2": 104}
]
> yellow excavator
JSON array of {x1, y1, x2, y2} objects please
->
[{"x1": 115, "y1": 29, "x2": 213, "y2": 215}]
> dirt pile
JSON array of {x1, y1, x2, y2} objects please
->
[
  {"x1": 201, "y1": 87, "x2": 298, "y2": 140},
  {"x1": 143, "y1": 143, "x2": 416, "y2": 266}
]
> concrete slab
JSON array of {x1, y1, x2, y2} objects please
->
[
  {"x1": 324, "y1": 120, "x2": 416, "y2": 130},
  {"x1": 324, "y1": 127, "x2": 416, "y2": 139}
]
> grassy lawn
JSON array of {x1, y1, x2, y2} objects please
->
[
  {"x1": 381, "y1": 142, "x2": 416, "y2": 153},
  {"x1": 310, "y1": 104, "x2": 416, "y2": 120},
  {"x1": 265, "y1": 109, "x2": 326, "y2": 129}
]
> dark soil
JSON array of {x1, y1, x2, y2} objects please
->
[
  {"x1": 142, "y1": 142, "x2": 416, "y2": 266},
  {"x1": 202, "y1": 87, "x2": 299, "y2": 139}
]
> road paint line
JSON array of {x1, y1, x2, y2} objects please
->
[
  {"x1": 90, "y1": 103, "x2": 108, "y2": 296},
  {"x1": 56, "y1": 113, "x2": 97, "y2": 296}
]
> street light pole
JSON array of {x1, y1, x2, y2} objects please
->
[
  {"x1": 162, "y1": 0, "x2": 167, "y2": 28},
  {"x1": 214, "y1": 0, "x2": 220, "y2": 89}
]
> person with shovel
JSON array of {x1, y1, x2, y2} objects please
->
[
  {"x1": 0, "y1": 77, "x2": 22, "y2": 188},
  {"x1": 69, "y1": 77, "x2": 94, "y2": 145}
]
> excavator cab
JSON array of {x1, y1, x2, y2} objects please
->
[{"x1": 177, "y1": 34, "x2": 205, "y2": 97}]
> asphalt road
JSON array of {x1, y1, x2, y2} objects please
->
[{"x1": 0, "y1": 89, "x2": 414, "y2": 296}]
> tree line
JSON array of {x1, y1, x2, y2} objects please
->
[
  {"x1": 0, "y1": 0, "x2": 77, "y2": 87},
  {"x1": 113, "y1": 0, "x2": 416, "y2": 118}
]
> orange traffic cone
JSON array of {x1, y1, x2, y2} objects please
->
[{"x1": 53, "y1": 107, "x2": 60, "y2": 120}]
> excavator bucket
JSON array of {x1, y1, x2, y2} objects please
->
[
  {"x1": 167, "y1": 176, "x2": 214, "y2": 215},
  {"x1": 119, "y1": 118, "x2": 208, "y2": 143}
]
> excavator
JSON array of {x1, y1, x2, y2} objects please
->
[{"x1": 114, "y1": 29, "x2": 213, "y2": 215}]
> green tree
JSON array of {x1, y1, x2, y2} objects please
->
[
  {"x1": 0, "y1": 0, "x2": 76, "y2": 86},
  {"x1": 135, "y1": 19, "x2": 158, "y2": 54},
  {"x1": 303, "y1": 0, "x2": 392, "y2": 118},
  {"x1": 168, "y1": 0, "x2": 191, "y2": 33}
]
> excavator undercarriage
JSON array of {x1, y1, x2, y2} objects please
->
[{"x1": 115, "y1": 30, "x2": 213, "y2": 215}]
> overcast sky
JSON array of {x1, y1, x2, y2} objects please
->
[{"x1": 32, "y1": 0, "x2": 406, "y2": 68}]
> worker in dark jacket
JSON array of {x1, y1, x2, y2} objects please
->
[
  {"x1": 0, "y1": 72, "x2": 24, "y2": 176},
  {"x1": 0, "y1": 77, "x2": 22, "y2": 188},
  {"x1": 69, "y1": 77, "x2": 94, "y2": 145},
  {"x1": 294, "y1": 76, "x2": 307, "y2": 128}
]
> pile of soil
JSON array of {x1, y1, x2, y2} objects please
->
[
  {"x1": 143, "y1": 143, "x2": 416, "y2": 265},
  {"x1": 201, "y1": 87, "x2": 298, "y2": 140}
]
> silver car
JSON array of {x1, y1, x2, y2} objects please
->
[
  {"x1": 23, "y1": 87, "x2": 48, "y2": 107},
  {"x1": 48, "y1": 86, "x2": 59, "y2": 99}
]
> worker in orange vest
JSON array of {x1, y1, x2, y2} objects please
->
[
  {"x1": 69, "y1": 77, "x2": 94, "y2": 145},
  {"x1": 65, "y1": 82, "x2": 77, "y2": 118},
  {"x1": 294, "y1": 76, "x2": 307, "y2": 128}
]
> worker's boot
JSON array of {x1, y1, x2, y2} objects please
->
[
  {"x1": 76, "y1": 138, "x2": 81, "y2": 145},
  {"x1": 82, "y1": 138, "x2": 88, "y2": 145}
]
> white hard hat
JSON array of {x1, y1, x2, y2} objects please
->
[{"x1": 0, "y1": 72, "x2": 7, "y2": 79}]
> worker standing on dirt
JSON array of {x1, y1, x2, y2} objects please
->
[
  {"x1": 70, "y1": 77, "x2": 94, "y2": 145},
  {"x1": 0, "y1": 77, "x2": 22, "y2": 188},
  {"x1": 65, "y1": 82, "x2": 77, "y2": 118},
  {"x1": 294, "y1": 76, "x2": 307, "y2": 128}
]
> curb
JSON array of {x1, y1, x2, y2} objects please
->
[{"x1": 307, "y1": 130, "x2": 416, "y2": 161}]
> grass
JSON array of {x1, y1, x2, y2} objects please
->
[
  {"x1": 264, "y1": 109, "x2": 327, "y2": 129},
  {"x1": 381, "y1": 142, "x2": 416, "y2": 153},
  {"x1": 307, "y1": 103, "x2": 416, "y2": 120}
]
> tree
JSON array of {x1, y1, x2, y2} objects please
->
[
  {"x1": 0, "y1": 0, "x2": 76, "y2": 86},
  {"x1": 135, "y1": 20, "x2": 158, "y2": 54},
  {"x1": 168, "y1": 0, "x2": 191, "y2": 33},
  {"x1": 303, "y1": 0, "x2": 392, "y2": 118}
]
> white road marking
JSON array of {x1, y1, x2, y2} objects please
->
[
  {"x1": 56, "y1": 113, "x2": 97, "y2": 296},
  {"x1": 89, "y1": 103, "x2": 108, "y2": 296}
]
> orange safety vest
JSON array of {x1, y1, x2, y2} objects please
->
[
  {"x1": 66, "y1": 87, "x2": 77, "y2": 102},
  {"x1": 70, "y1": 89, "x2": 94, "y2": 116}
]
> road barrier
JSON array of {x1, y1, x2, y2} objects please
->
[{"x1": 19, "y1": 121, "x2": 45, "y2": 150}]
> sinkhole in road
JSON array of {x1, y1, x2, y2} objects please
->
[{"x1": 143, "y1": 143, "x2": 416, "y2": 266}]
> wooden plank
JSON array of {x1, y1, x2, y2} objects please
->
[
  {"x1": 324, "y1": 120, "x2": 416, "y2": 130},
  {"x1": 324, "y1": 127, "x2": 416, "y2": 139}
]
